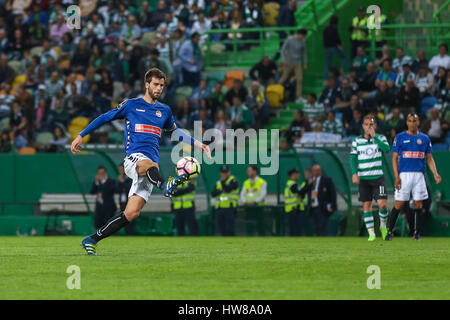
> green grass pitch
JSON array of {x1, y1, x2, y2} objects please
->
[{"x1": 0, "y1": 236, "x2": 449, "y2": 300}]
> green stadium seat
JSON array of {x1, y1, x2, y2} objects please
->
[{"x1": 175, "y1": 86, "x2": 193, "y2": 105}]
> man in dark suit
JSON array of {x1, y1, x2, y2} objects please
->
[
  {"x1": 306, "y1": 164, "x2": 337, "y2": 236},
  {"x1": 90, "y1": 166, "x2": 117, "y2": 229}
]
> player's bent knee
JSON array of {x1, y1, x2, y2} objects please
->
[
  {"x1": 136, "y1": 160, "x2": 158, "y2": 176},
  {"x1": 124, "y1": 209, "x2": 140, "y2": 221}
]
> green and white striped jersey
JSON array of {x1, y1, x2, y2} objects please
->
[{"x1": 350, "y1": 134, "x2": 390, "y2": 179}]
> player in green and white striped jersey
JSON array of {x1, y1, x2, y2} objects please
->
[{"x1": 350, "y1": 115, "x2": 391, "y2": 241}]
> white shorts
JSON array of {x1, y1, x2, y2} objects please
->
[
  {"x1": 394, "y1": 172, "x2": 428, "y2": 201},
  {"x1": 123, "y1": 152, "x2": 154, "y2": 202}
]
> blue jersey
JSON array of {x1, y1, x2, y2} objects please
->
[
  {"x1": 80, "y1": 98, "x2": 176, "y2": 163},
  {"x1": 392, "y1": 131, "x2": 432, "y2": 173}
]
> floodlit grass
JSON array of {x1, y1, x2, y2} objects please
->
[{"x1": 0, "y1": 236, "x2": 449, "y2": 299}]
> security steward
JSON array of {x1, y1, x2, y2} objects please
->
[
  {"x1": 350, "y1": 6, "x2": 368, "y2": 58},
  {"x1": 240, "y1": 165, "x2": 267, "y2": 206},
  {"x1": 284, "y1": 168, "x2": 308, "y2": 236},
  {"x1": 367, "y1": 7, "x2": 387, "y2": 58},
  {"x1": 211, "y1": 165, "x2": 239, "y2": 236},
  {"x1": 171, "y1": 179, "x2": 198, "y2": 236}
]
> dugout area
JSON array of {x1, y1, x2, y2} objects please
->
[{"x1": 0, "y1": 147, "x2": 449, "y2": 237}]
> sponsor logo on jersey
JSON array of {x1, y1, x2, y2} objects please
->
[
  {"x1": 402, "y1": 151, "x2": 424, "y2": 158},
  {"x1": 403, "y1": 140, "x2": 410, "y2": 143},
  {"x1": 156, "y1": 110, "x2": 162, "y2": 117},
  {"x1": 136, "y1": 109, "x2": 145, "y2": 112},
  {"x1": 135, "y1": 124, "x2": 161, "y2": 137}
]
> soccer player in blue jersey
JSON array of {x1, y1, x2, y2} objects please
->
[
  {"x1": 386, "y1": 113, "x2": 441, "y2": 241},
  {"x1": 71, "y1": 68, "x2": 211, "y2": 255}
]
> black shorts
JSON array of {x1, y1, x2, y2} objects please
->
[{"x1": 358, "y1": 177, "x2": 388, "y2": 202}]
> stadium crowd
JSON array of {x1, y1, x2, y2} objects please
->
[{"x1": 0, "y1": 0, "x2": 448, "y2": 154}]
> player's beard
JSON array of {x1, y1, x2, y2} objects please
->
[{"x1": 147, "y1": 87, "x2": 160, "y2": 101}]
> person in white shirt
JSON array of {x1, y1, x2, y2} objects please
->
[
  {"x1": 428, "y1": 44, "x2": 450, "y2": 75},
  {"x1": 190, "y1": 12, "x2": 211, "y2": 43}
]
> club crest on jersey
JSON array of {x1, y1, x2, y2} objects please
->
[
  {"x1": 156, "y1": 110, "x2": 162, "y2": 117},
  {"x1": 417, "y1": 138, "x2": 422, "y2": 145}
]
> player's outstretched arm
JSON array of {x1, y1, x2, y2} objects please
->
[
  {"x1": 194, "y1": 140, "x2": 211, "y2": 159},
  {"x1": 426, "y1": 153, "x2": 442, "y2": 184}
]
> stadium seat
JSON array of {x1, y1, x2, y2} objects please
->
[
  {"x1": 266, "y1": 84, "x2": 284, "y2": 108},
  {"x1": 210, "y1": 43, "x2": 225, "y2": 54},
  {"x1": 224, "y1": 70, "x2": 245, "y2": 89},
  {"x1": 175, "y1": 86, "x2": 193, "y2": 105},
  {"x1": 207, "y1": 70, "x2": 226, "y2": 86},
  {"x1": 30, "y1": 46, "x2": 43, "y2": 57},
  {"x1": 8, "y1": 61, "x2": 22, "y2": 74},
  {"x1": 52, "y1": 46, "x2": 61, "y2": 60},
  {"x1": 12, "y1": 74, "x2": 27, "y2": 90},
  {"x1": 68, "y1": 117, "x2": 91, "y2": 143},
  {"x1": 35, "y1": 132, "x2": 54, "y2": 146},
  {"x1": 18, "y1": 147, "x2": 36, "y2": 155},
  {"x1": 59, "y1": 59, "x2": 70, "y2": 69},
  {"x1": 263, "y1": 2, "x2": 280, "y2": 26}
]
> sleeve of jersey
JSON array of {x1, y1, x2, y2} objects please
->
[
  {"x1": 392, "y1": 135, "x2": 400, "y2": 153},
  {"x1": 426, "y1": 138, "x2": 433, "y2": 154},
  {"x1": 79, "y1": 100, "x2": 129, "y2": 138},
  {"x1": 164, "y1": 111, "x2": 195, "y2": 147},
  {"x1": 375, "y1": 135, "x2": 390, "y2": 153}
]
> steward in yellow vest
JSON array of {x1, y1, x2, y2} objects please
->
[
  {"x1": 211, "y1": 165, "x2": 239, "y2": 236},
  {"x1": 284, "y1": 168, "x2": 308, "y2": 236},
  {"x1": 240, "y1": 165, "x2": 267, "y2": 206},
  {"x1": 367, "y1": 10, "x2": 387, "y2": 58},
  {"x1": 350, "y1": 6, "x2": 368, "y2": 58},
  {"x1": 171, "y1": 180, "x2": 198, "y2": 236}
]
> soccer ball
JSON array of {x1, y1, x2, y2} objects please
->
[{"x1": 176, "y1": 156, "x2": 201, "y2": 179}]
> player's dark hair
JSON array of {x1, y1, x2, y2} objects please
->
[
  {"x1": 248, "y1": 165, "x2": 258, "y2": 172},
  {"x1": 439, "y1": 43, "x2": 448, "y2": 52},
  {"x1": 98, "y1": 166, "x2": 106, "y2": 171},
  {"x1": 145, "y1": 68, "x2": 166, "y2": 84},
  {"x1": 363, "y1": 115, "x2": 375, "y2": 122}
]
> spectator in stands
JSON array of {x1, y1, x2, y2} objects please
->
[
  {"x1": 45, "y1": 71, "x2": 64, "y2": 99},
  {"x1": 334, "y1": 77, "x2": 354, "y2": 124},
  {"x1": 323, "y1": 110, "x2": 344, "y2": 136},
  {"x1": 395, "y1": 63, "x2": 415, "y2": 89},
  {"x1": 228, "y1": 96, "x2": 253, "y2": 129},
  {"x1": 0, "y1": 29, "x2": 8, "y2": 54},
  {"x1": 120, "y1": 15, "x2": 142, "y2": 42},
  {"x1": 374, "y1": 80, "x2": 395, "y2": 113},
  {"x1": 277, "y1": 0, "x2": 297, "y2": 31},
  {"x1": 191, "y1": 12, "x2": 211, "y2": 43},
  {"x1": 224, "y1": 79, "x2": 248, "y2": 109},
  {"x1": 10, "y1": 101, "x2": 27, "y2": 139},
  {"x1": 246, "y1": 81, "x2": 269, "y2": 129},
  {"x1": 344, "y1": 108, "x2": 363, "y2": 137},
  {"x1": 352, "y1": 46, "x2": 372, "y2": 78},
  {"x1": 303, "y1": 93, "x2": 324, "y2": 122},
  {"x1": 375, "y1": 59, "x2": 396, "y2": 89},
  {"x1": 421, "y1": 108, "x2": 449, "y2": 144},
  {"x1": 0, "y1": 129, "x2": 12, "y2": 153},
  {"x1": 138, "y1": 1, "x2": 154, "y2": 31},
  {"x1": 358, "y1": 62, "x2": 378, "y2": 98},
  {"x1": 211, "y1": 10, "x2": 229, "y2": 42},
  {"x1": 71, "y1": 39, "x2": 91, "y2": 74},
  {"x1": 8, "y1": 28, "x2": 27, "y2": 61},
  {"x1": 428, "y1": 44, "x2": 450, "y2": 75},
  {"x1": 47, "y1": 98, "x2": 69, "y2": 131},
  {"x1": 46, "y1": 126, "x2": 69, "y2": 153},
  {"x1": 214, "y1": 109, "x2": 228, "y2": 138},
  {"x1": 385, "y1": 107, "x2": 406, "y2": 143},
  {"x1": 323, "y1": 15, "x2": 347, "y2": 80},
  {"x1": 392, "y1": 47, "x2": 412, "y2": 73},
  {"x1": 319, "y1": 76, "x2": 340, "y2": 111},
  {"x1": 287, "y1": 110, "x2": 310, "y2": 144},
  {"x1": 396, "y1": 79, "x2": 421, "y2": 116},
  {"x1": 279, "y1": 29, "x2": 308, "y2": 102},
  {"x1": 153, "y1": 0, "x2": 170, "y2": 28},
  {"x1": 178, "y1": 32, "x2": 202, "y2": 87},
  {"x1": 190, "y1": 79, "x2": 211, "y2": 110},
  {"x1": 207, "y1": 82, "x2": 224, "y2": 115},
  {"x1": 411, "y1": 49, "x2": 428, "y2": 74},
  {"x1": 415, "y1": 65, "x2": 434, "y2": 97},
  {"x1": 375, "y1": 45, "x2": 390, "y2": 68},
  {"x1": 434, "y1": 66, "x2": 448, "y2": 92},
  {"x1": 249, "y1": 56, "x2": 278, "y2": 86},
  {"x1": 90, "y1": 166, "x2": 117, "y2": 229},
  {"x1": 49, "y1": 14, "x2": 68, "y2": 44},
  {"x1": 244, "y1": 0, "x2": 263, "y2": 28},
  {"x1": 0, "y1": 54, "x2": 15, "y2": 85},
  {"x1": 227, "y1": 9, "x2": 244, "y2": 49}
]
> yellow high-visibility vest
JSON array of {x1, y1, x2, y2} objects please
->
[
  {"x1": 284, "y1": 180, "x2": 308, "y2": 213},
  {"x1": 171, "y1": 180, "x2": 196, "y2": 210},
  {"x1": 242, "y1": 177, "x2": 266, "y2": 206},
  {"x1": 351, "y1": 16, "x2": 368, "y2": 40},
  {"x1": 367, "y1": 14, "x2": 386, "y2": 41},
  {"x1": 215, "y1": 176, "x2": 239, "y2": 209}
]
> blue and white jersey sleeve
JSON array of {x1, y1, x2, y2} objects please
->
[
  {"x1": 80, "y1": 100, "x2": 129, "y2": 137},
  {"x1": 392, "y1": 134, "x2": 401, "y2": 153},
  {"x1": 425, "y1": 136, "x2": 433, "y2": 154},
  {"x1": 163, "y1": 108, "x2": 176, "y2": 131}
]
